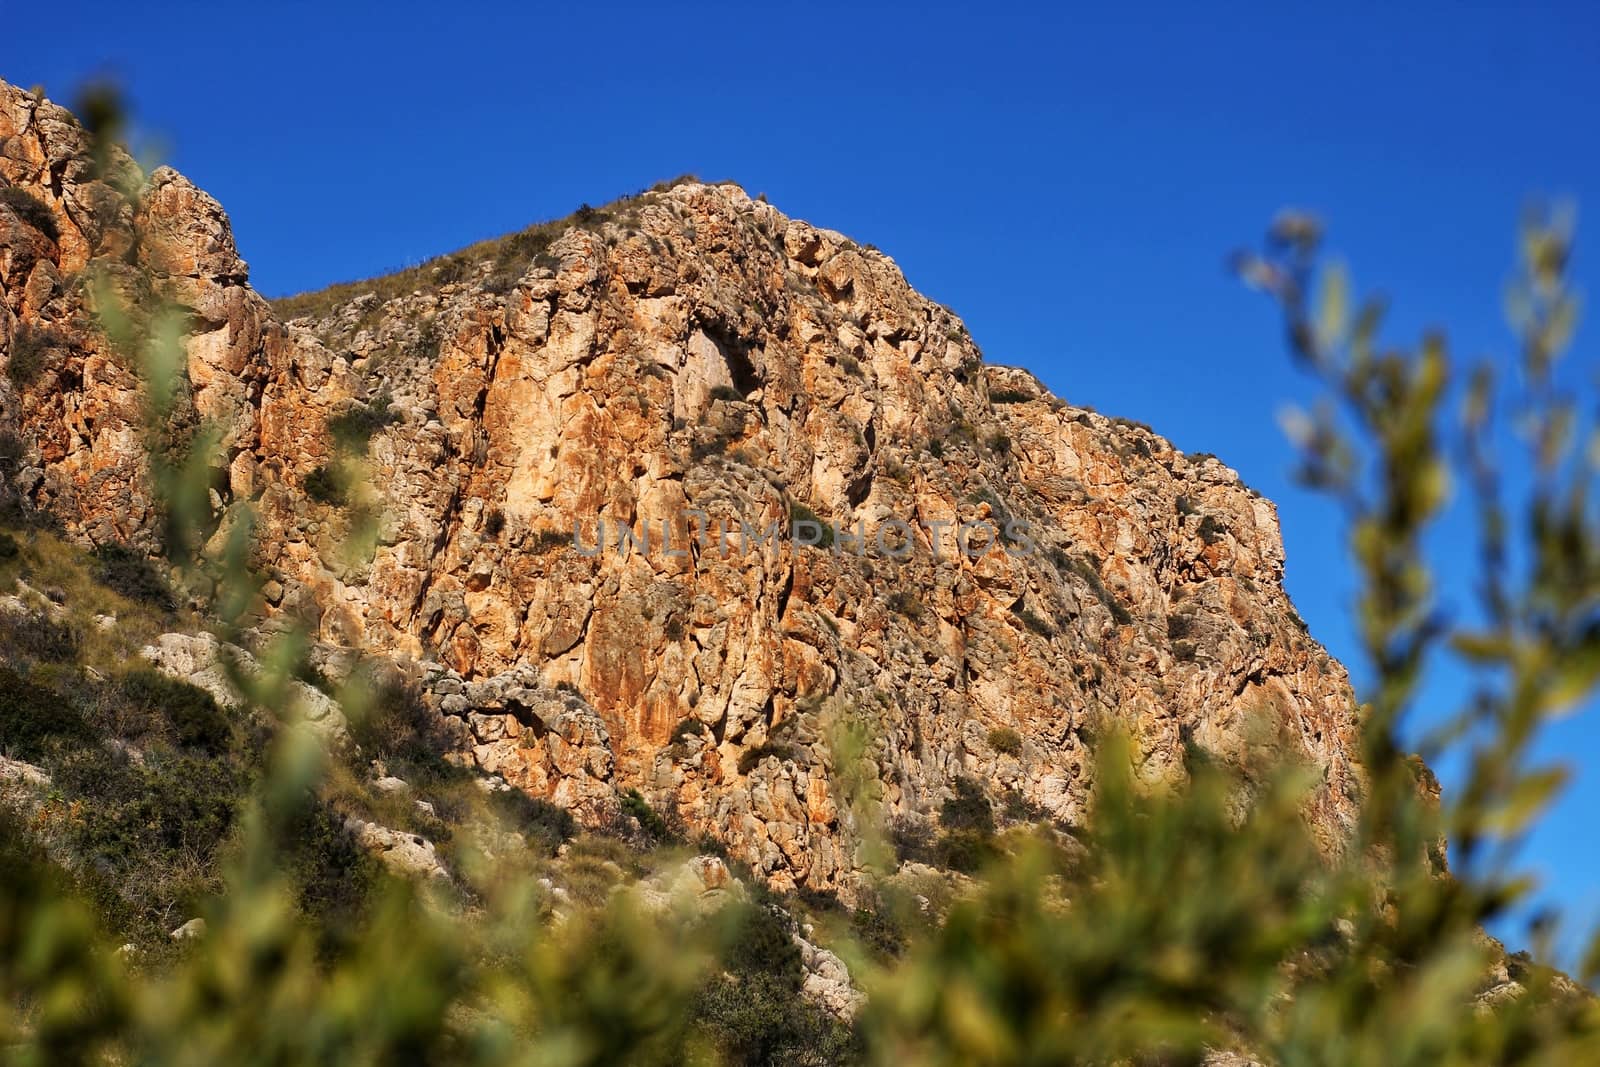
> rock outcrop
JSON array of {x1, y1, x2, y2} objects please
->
[
  {"x1": 139, "y1": 630, "x2": 347, "y2": 739},
  {"x1": 0, "y1": 81, "x2": 279, "y2": 550},
  {"x1": 345, "y1": 818, "x2": 450, "y2": 882},
  {"x1": 0, "y1": 79, "x2": 1362, "y2": 901}
]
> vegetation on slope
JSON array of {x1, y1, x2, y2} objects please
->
[{"x1": 269, "y1": 175, "x2": 707, "y2": 321}]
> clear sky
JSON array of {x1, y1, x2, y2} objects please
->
[{"x1": 8, "y1": 0, "x2": 1598, "y2": 962}]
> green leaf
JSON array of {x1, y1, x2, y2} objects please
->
[
  {"x1": 1315, "y1": 261, "x2": 1349, "y2": 352},
  {"x1": 1487, "y1": 767, "x2": 1569, "y2": 835}
]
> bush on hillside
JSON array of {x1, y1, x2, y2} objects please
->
[
  {"x1": 0, "y1": 666, "x2": 95, "y2": 762},
  {"x1": 91, "y1": 543, "x2": 176, "y2": 611},
  {"x1": 0, "y1": 185, "x2": 58, "y2": 242},
  {"x1": 118, "y1": 668, "x2": 231, "y2": 755},
  {"x1": 5, "y1": 322, "x2": 61, "y2": 388},
  {"x1": 327, "y1": 398, "x2": 397, "y2": 453},
  {"x1": 0, "y1": 611, "x2": 80, "y2": 663},
  {"x1": 489, "y1": 788, "x2": 577, "y2": 853},
  {"x1": 304, "y1": 464, "x2": 346, "y2": 506}
]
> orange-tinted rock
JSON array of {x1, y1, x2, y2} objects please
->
[{"x1": 0, "y1": 79, "x2": 1363, "y2": 899}]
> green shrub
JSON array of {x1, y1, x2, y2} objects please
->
[
  {"x1": 889, "y1": 818, "x2": 937, "y2": 865},
  {"x1": 0, "y1": 185, "x2": 59, "y2": 242},
  {"x1": 51, "y1": 745, "x2": 246, "y2": 937},
  {"x1": 489, "y1": 789, "x2": 578, "y2": 853},
  {"x1": 412, "y1": 317, "x2": 442, "y2": 359},
  {"x1": 430, "y1": 255, "x2": 471, "y2": 286},
  {"x1": 348, "y1": 682, "x2": 460, "y2": 786},
  {"x1": 1002, "y1": 788, "x2": 1049, "y2": 823},
  {"x1": 940, "y1": 776, "x2": 996, "y2": 836},
  {"x1": 0, "y1": 666, "x2": 95, "y2": 762},
  {"x1": 0, "y1": 611, "x2": 80, "y2": 663},
  {"x1": 987, "y1": 432, "x2": 1012, "y2": 454},
  {"x1": 935, "y1": 827, "x2": 994, "y2": 873},
  {"x1": 91, "y1": 543, "x2": 176, "y2": 611},
  {"x1": 1198, "y1": 514, "x2": 1226, "y2": 544},
  {"x1": 851, "y1": 902, "x2": 909, "y2": 960},
  {"x1": 0, "y1": 530, "x2": 18, "y2": 558},
  {"x1": 483, "y1": 228, "x2": 559, "y2": 292},
  {"x1": 40, "y1": 739, "x2": 251, "y2": 947},
  {"x1": 788, "y1": 502, "x2": 835, "y2": 548},
  {"x1": 737, "y1": 741, "x2": 799, "y2": 775},
  {"x1": 708, "y1": 384, "x2": 744, "y2": 403},
  {"x1": 327, "y1": 397, "x2": 396, "y2": 452},
  {"x1": 622, "y1": 788, "x2": 672, "y2": 842},
  {"x1": 282, "y1": 797, "x2": 378, "y2": 937},
  {"x1": 990, "y1": 389, "x2": 1033, "y2": 403},
  {"x1": 483, "y1": 508, "x2": 506, "y2": 537},
  {"x1": 118, "y1": 669, "x2": 231, "y2": 754},
  {"x1": 669, "y1": 717, "x2": 707, "y2": 745},
  {"x1": 304, "y1": 464, "x2": 346, "y2": 506},
  {"x1": 732, "y1": 898, "x2": 803, "y2": 983},
  {"x1": 690, "y1": 894, "x2": 859, "y2": 1065},
  {"x1": 6, "y1": 321, "x2": 60, "y2": 388},
  {"x1": 986, "y1": 726, "x2": 1023, "y2": 755},
  {"x1": 58, "y1": 748, "x2": 242, "y2": 861},
  {"x1": 887, "y1": 591, "x2": 923, "y2": 620}
]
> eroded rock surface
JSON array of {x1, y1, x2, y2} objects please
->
[
  {"x1": 0, "y1": 78, "x2": 1361, "y2": 901},
  {"x1": 345, "y1": 818, "x2": 449, "y2": 881},
  {"x1": 139, "y1": 631, "x2": 347, "y2": 739}
]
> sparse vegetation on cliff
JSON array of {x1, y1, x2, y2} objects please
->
[{"x1": 0, "y1": 184, "x2": 57, "y2": 242}]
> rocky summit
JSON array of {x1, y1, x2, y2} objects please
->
[{"x1": 0, "y1": 77, "x2": 1361, "y2": 900}]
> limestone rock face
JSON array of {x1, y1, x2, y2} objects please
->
[
  {"x1": 0, "y1": 79, "x2": 1363, "y2": 900},
  {"x1": 139, "y1": 631, "x2": 347, "y2": 739},
  {"x1": 345, "y1": 818, "x2": 450, "y2": 881},
  {"x1": 635, "y1": 854, "x2": 747, "y2": 913},
  {"x1": 0, "y1": 80, "x2": 293, "y2": 550},
  {"x1": 418, "y1": 660, "x2": 617, "y2": 820}
]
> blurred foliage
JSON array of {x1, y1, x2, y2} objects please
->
[{"x1": 3, "y1": 91, "x2": 1600, "y2": 1064}]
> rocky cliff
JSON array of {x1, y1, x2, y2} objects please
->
[{"x1": 0, "y1": 79, "x2": 1362, "y2": 899}]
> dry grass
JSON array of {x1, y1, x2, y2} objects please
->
[
  {"x1": 269, "y1": 175, "x2": 708, "y2": 322},
  {"x1": 0, "y1": 523, "x2": 184, "y2": 671}
]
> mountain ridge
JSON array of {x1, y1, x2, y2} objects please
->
[{"x1": 0, "y1": 77, "x2": 1362, "y2": 900}]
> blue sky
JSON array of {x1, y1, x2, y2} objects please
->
[{"x1": 8, "y1": 1, "x2": 1598, "y2": 961}]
